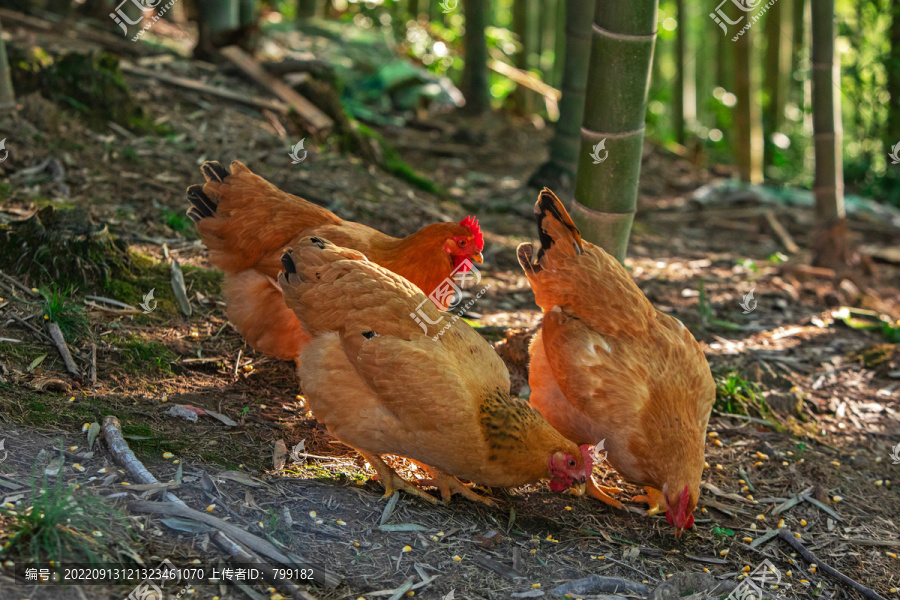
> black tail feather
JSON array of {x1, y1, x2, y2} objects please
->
[
  {"x1": 201, "y1": 161, "x2": 229, "y2": 183},
  {"x1": 534, "y1": 188, "x2": 583, "y2": 261},
  {"x1": 186, "y1": 184, "x2": 217, "y2": 222}
]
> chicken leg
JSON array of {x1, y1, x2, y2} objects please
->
[
  {"x1": 584, "y1": 476, "x2": 624, "y2": 510},
  {"x1": 632, "y1": 486, "x2": 666, "y2": 515},
  {"x1": 422, "y1": 467, "x2": 497, "y2": 507},
  {"x1": 358, "y1": 451, "x2": 439, "y2": 504}
]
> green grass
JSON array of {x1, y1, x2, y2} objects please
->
[
  {"x1": 116, "y1": 336, "x2": 177, "y2": 374},
  {"x1": 0, "y1": 466, "x2": 132, "y2": 564},
  {"x1": 39, "y1": 284, "x2": 89, "y2": 340},
  {"x1": 163, "y1": 209, "x2": 195, "y2": 236},
  {"x1": 714, "y1": 371, "x2": 768, "y2": 417}
]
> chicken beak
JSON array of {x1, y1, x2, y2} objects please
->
[
  {"x1": 471, "y1": 251, "x2": 484, "y2": 264},
  {"x1": 571, "y1": 481, "x2": 586, "y2": 496},
  {"x1": 674, "y1": 527, "x2": 684, "y2": 539}
]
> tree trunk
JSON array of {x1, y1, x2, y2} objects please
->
[
  {"x1": 571, "y1": 0, "x2": 658, "y2": 262},
  {"x1": 510, "y1": 0, "x2": 530, "y2": 113},
  {"x1": 528, "y1": 0, "x2": 594, "y2": 189},
  {"x1": 461, "y1": 0, "x2": 490, "y2": 115},
  {"x1": 733, "y1": 16, "x2": 764, "y2": 183},
  {"x1": 886, "y1": 1, "x2": 900, "y2": 151},
  {"x1": 764, "y1": 0, "x2": 791, "y2": 148},
  {"x1": 810, "y1": 0, "x2": 848, "y2": 269},
  {"x1": 0, "y1": 17, "x2": 15, "y2": 114},
  {"x1": 673, "y1": 0, "x2": 688, "y2": 144},
  {"x1": 408, "y1": 0, "x2": 420, "y2": 20},
  {"x1": 297, "y1": 0, "x2": 318, "y2": 20}
]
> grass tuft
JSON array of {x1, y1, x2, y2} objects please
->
[{"x1": 714, "y1": 371, "x2": 768, "y2": 417}]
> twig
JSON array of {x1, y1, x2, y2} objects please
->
[
  {"x1": 233, "y1": 349, "x2": 242, "y2": 380},
  {"x1": 385, "y1": 577, "x2": 415, "y2": 600},
  {"x1": 90, "y1": 344, "x2": 97, "y2": 387},
  {"x1": 46, "y1": 322, "x2": 80, "y2": 378},
  {"x1": 0, "y1": 270, "x2": 38, "y2": 297},
  {"x1": 701, "y1": 482, "x2": 758, "y2": 504},
  {"x1": 712, "y1": 410, "x2": 779, "y2": 427},
  {"x1": 772, "y1": 486, "x2": 814, "y2": 516},
  {"x1": 10, "y1": 314, "x2": 50, "y2": 341},
  {"x1": 211, "y1": 531, "x2": 319, "y2": 600},
  {"x1": 776, "y1": 529, "x2": 886, "y2": 600},
  {"x1": 129, "y1": 500, "x2": 342, "y2": 588},
  {"x1": 103, "y1": 416, "x2": 185, "y2": 505},
  {"x1": 843, "y1": 538, "x2": 900, "y2": 547},
  {"x1": 763, "y1": 210, "x2": 800, "y2": 254}
]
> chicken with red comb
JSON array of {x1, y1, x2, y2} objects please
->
[
  {"x1": 186, "y1": 160, "x2": 484, "y2": 362},
  {"x1": 517, "y1": 189, "x2": 715, "y2": 538}
]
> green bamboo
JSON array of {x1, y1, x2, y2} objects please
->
[
  {"x1": 733, "y1": 11, "x2": 764, "y2": 183},
  {"x1": 529, "y1": 0, "x2": 594, "y2": 185},
  {"x1": 571, "y1": 0, "x2": 658, "y2": 262},
  {"x1": 461, "y1": 0, "x2": 490, "y2": 114},
  {"x1": 886, "y1": 1, "x2": 900, "y2": 150},
  {"x1": 510, "y1": 0, "x2": 530, "y2": 113},
  {"x1": 763, "y1": 0, "x2": 791, "y2": 145},
  {"x1": 811, "y1": 0, "x2": 844, "y2": 224},
  {"x1": 673, "y1": 0, "x2": 685, "y2": 144},
  {"x1": 297, "y1": 0, "x2": 318, "y2": 20},
  {"x1": 0, "y1": 17, "x2": 15, "y2": 114}
]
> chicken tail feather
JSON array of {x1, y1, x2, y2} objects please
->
[
  {"x1": 186, "y1": 184, "x2": 218, "y2": 222},
  {"x1": 200, "y1": 160, "x2": 229, "y2": 183},
  {"x1": 534, "y1": 188, "x2": 583, "y2": 261}
]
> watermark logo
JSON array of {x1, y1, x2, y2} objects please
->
[
  {"x1": 710, "y1": 0, "x2": 777, "y2": 40},
  {"x1": 726, "y1": 559, "x2": 781, "y2": 600},
  {"x1": 410, "y1": 259, "x2": 492, "y2": 340},
  {"x1": 139, "y1": 288, "x2": 157, "y2": 314},
  {"x1": 593, "y1": 439, "x2": 608, "y2": 463},
  {"x1": 0, "y1": 138, "x2": 8, "y2": 163},
  {"x1": 126, "y1": 559, "x2": 190, "y2": 600},
  {"x1": 590, "y1": 139, "x2": 608, "y2": 164},
  {"x1": 739, "y1": 288, "x2": 757, "y2": 314},
  {"x1": 289, "y1": 139, "x2": 308, "y2": 164},
  {"x1": 110, "y1": 0, "x2": 180, "y2": 41},
  {"x1": 438, "y1": 0, "x2": 458, "y2": 13},
  {"x1": 889, "y1": 141, "x2": 900, "y2": 165},
  {"x1": 890, "y1": 442, "x2": 900, "y2": 465}
]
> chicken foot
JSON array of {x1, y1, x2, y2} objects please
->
[
  {"x1": 420, "y1": 467, "x2": 497, "y2": 507},
  {"x1": 358, "y1": 451, "x2": 439, "y2": 504},
  {"x1": 584, "y1": 476, "x2": 624, "y2": 510},
  {"x1": 632, "y1": 486, "x2": 665, "y2": 515}
]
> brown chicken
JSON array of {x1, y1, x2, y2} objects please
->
[
  {"x1": 517, "y1": 189, "x2": 716, "y2": 536},
  {"x1": 187, "y1": 161, "x2": 483, "y2": 361},
  {"x1": 278, "y1": 236, "x2": 592, "y2": 504}
]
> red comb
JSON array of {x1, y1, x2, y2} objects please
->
[{"x1": 460, "y1": 216, "x2": 484, "y2": 251}]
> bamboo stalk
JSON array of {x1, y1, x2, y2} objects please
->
[{"x1": 571, "y1": 0, "x2": 658, "y2": 261}]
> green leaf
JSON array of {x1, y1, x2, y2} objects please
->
[{"x1": 87, "y1": 423, "x2": 101, "y2": 450}]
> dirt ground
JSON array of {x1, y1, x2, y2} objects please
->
[{"x1": 1, "y1": 16, "x2": 900, "y2": 600}]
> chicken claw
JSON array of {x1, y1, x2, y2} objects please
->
[
  {"x1": 585, "y1": 476, "x2": 624, "y2": 510},
  {"x1": 359, "y1": 451, "x2": 439, "y2": 505},
  {"x1": 424, "y1": 468, "x2": 497, "y2": 507},
  {"x1": 632, "y1": 486, "x2": 665, "y2": 516}
]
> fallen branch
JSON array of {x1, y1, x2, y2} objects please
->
[
  {"x1": 46, "y1": 322, "x2": 80, "y2": 378},
  {"x1": 121, "y1": 63, "x2": 289, "y2": 114},
  {"x1": 129, "y1": 500, "x2": 341, "y2": 589},
  {"x1": 0, "y1": 270, "x2": 39, "y2": 297},
  {"x1": 776, "y1": 529, "x2": 886, "y2": 600},
  {"x1": 211, "y1": 532, "x2": 319, "y2": 600},
  {"x1": 763, "y1": 210, "x2": 800, "y2": 254},
  {"x1": 103, "y1": 416, "x2": 184, "y2": 505},
  {"x1": 471, "y1": 554, "x2": 524, "y2": 581},
  {"x1": 219, "y1": 46, "x2": 333, "y2": 135}
]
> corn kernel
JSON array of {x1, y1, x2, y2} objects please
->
[
  {"x1": 831, "y1": 461, "x2": 840, "y2": 466},
  {"x1": 777, "y1": 519, "x2": 785, "y2": 529},
  {"x1": 890, "y1": 588, "x2": 898, "y2": 594},
  {"x1": 704, "y1": 462, "x2": 710, "y2": 469},
  {"x1": 82, "y1": 423, "x2": 90, "y2": 432},
  {"x1": 785, "y1": 571, "x2": 792, "y2": 577},
  {"x1": 666, "y1": 574, "x2": 673, "y2": 579},
  {"x1": 453, "y1": 555, "x2": 462, "y2": 562},
  {"x1": 810, "y1": 564, "x2": 817, "y2": 573},
  {"x1": 741, "y1": 486, "x2": 749, "y2": 492},
  {"x1": 832, "y1": 495, "x2": 842, "y2": 502},
  {"x1": 743, "y1": 566, "x2": 751, "y2": 572},
  {"x1": 271, "y1": 595, "x2": 284, "y2": 600},
  {"x1": 191, "y1": 559, "x2": 201, "y2": 565},
  {"x1": 353, "y1": 541, "x2": 360, "y2": 547},
  {"x1": 738, "y1": 479, "x2": 746, "y2": 484},
  {"x1": 756, "y1": 514, "x2": 766, "y2": 520},
  {"x1": 531, "y1": 584, "x2": 541, "y2": 589},
  {"x1": 92, "y1": 531, "x2": 103, "y2": 537},
  {"x1": 402, "y1": 546, "x2": 412, "y2": 552},
  {"x1": 336, "y1": 520, "x2": 346, "y2": 526},
  {"x1": 309, "y1": 511, "x2": 317, "y2": 518},
  {"x1": 756, "y1": 452, "x2": 769, "y2": 460},
  {"x1": 720, "y1": 550, "x2": 729, "y2": 556},
  {"x1": 163, "y1": 452, "x2": 174, "y2": 459},
  {"x1": 530, "y1": 549, "x2": 537, "y2": 554},
  {"x1": 782, "y1": 461, "x2": 789, "y2": 466},
  {"x1": 714, "y1": 439, "x2": 723, "y2": 447},
  {"x1": 431, "y1": 536, "x2": 439, "y2": 542},
  {"x1": 73, "y1": 463, "x2": 85, "y2": 472},
  {"x1": 743, "y1": 537, "x2": 753, "y2": 543},
  {"x1": 98, "y1": 468, "x2": 108, "y2": 474},
  {"x1": 750, "y1": 523, "x2": 757, "y2": 530},
  {"x1": 801, "y1": 580, "x2": 809, "y2": 586},
  {"x1": 716, "y1": 464, "x2": 724, "y2": 470},
  {"x1": 564, "y1": 506, "x2": 572, "y2": 511},
  {"x1": 708, "y1": 432, "x2": 719, "y2": 438},
  {"x1": 754, "y1": 461, "x2": 763, "y2": 467},
  {"x1": 702, "y1": 568, "x2": 709, "y2": 573},
  {"x1": 406, "y1": 592, "x2": 414, "y2": 597},
  {"x1": 794, "y1": 533, "x2": 802, "y2": 538},
  {"x1": 701, "y1": 507, "x2": 708, "y2": 514},
  {"x1": 69, "y1": 446, "x2": 78, "y2": 451},
  {"x1": 876, "y1": 480, "x2": 884, "y2": 486},
  {"x1": 206, "y1": 505, "x2": 215, "y2": 512},
  {"x1": 800, "y1": 519, "x2": 807, "y2": 526}
]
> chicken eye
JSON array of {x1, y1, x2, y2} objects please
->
[
  {"x1": 458, "y1": 239, "x2": 467, "y2": 247},
  {"x1": 567, "y1": 458, "x2": 576, "y2": 468}
]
